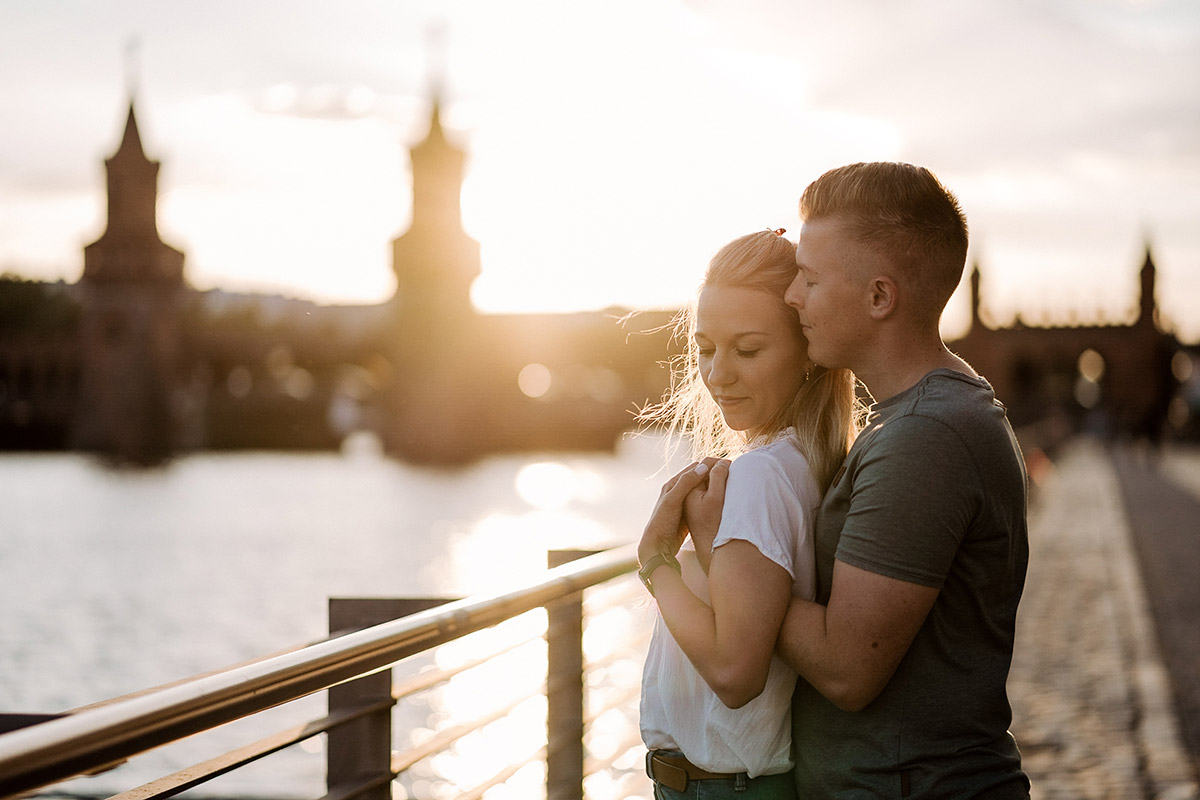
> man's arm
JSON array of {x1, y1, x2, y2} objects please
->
[
  {"x1": 683, "y1": 427, "x2": 943, "y2": 710},
  {"x1": 778, "y1": 559, "x2": 938, "y2": 711}
]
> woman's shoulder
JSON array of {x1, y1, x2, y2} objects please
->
[{"x1": 731, "y1": 430, "x2": 813, "y2": 481}]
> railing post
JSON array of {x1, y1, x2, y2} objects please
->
[
  {"x1": 327, "y1": 597, "x2": 450, "y2": 800},
  {"x1": 546, "y1": 549, "x2": 599, "y2": 800}
]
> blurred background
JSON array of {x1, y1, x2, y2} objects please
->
[
  {"x1": 1, "y1": 1, "x2": 1198, "y2": 797},
  {"x1": 1, "y1": 0, "x2": 1198, "y2": 463}
]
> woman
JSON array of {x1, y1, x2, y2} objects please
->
[{"x1": 637, "y1": 229, "x2": 858, "y2": 799}]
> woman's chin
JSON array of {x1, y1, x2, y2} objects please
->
[{"x1": 721, "y1": 416, "x2": 747, "y2": 431}]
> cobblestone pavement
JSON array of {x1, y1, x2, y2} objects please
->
[
  {"x1": 1113, "y1": 445, "x2": 1200, "y2": 778},
  {"x1": 1009, "y1": 438, "x2": 1199, "y2": 800}
]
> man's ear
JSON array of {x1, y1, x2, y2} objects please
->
[{"x1": 867, "y1": 276, "x2": 898, "y2": 320}]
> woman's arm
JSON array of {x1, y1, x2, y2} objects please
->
[
  {"x1": 638, "y1": 458, "x2": 793, "y2": 709},
  {"x1": 652, "y1": 540, "x2": 792, "y2": 708}
]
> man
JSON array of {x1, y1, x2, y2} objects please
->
[
  {"x1": 653, "y1": 162, "x2": 1030, "y2": 797},
  {"x1": 778, "y1": 162, "x2": 1030, "y2": 797}
]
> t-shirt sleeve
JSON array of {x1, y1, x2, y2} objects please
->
[
  {"x1": 712, "y1": 448, "x2": 810, "y2": 579},
  {"x1": 836, "y1": 415, "x2": 980, "y2": 588}
]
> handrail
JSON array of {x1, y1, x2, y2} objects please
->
[{"x1": 0, "y1": 543, "x2": 638, "y2": 798}]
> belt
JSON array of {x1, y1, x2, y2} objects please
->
[{"x1": 645, "y1": 750, "x2": 745, "y2": 793}]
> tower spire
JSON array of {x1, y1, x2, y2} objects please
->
[
  {"x1": 1138, "y1": 239, "x2": 1157, "y2": 329},
  {"x1": 124, "y1": 37, "x2": 141, "y2": 101},
  {"x1": 969, "y1": 261, "x2": 983, "y2": 330},
  {"x1": 424, "y1": 20, "x2": 448, "y2": 136},
  {"x1": 116, "y1": 102, "x2": 146, "y2": 160},
  {"x1": 425, "y1": 20, "x2": 447, "y2": 96},
  {"x1": 116, "y1": 37, "x2": 145, "y2": 160}
]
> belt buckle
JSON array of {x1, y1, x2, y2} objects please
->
[{"x1": 646, "y1": 751, "x2": 689, "y2": 793}]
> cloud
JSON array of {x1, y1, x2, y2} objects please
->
[{"x1": 745, "y1": 0, "x2": 1200, "y2": 174}]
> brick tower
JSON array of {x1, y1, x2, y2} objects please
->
[
  {"x1": 383, "y1": 88, "x2": 488, "y2": 462},
  {"x1": 71, "y1": 99, "x2": 187, "y2": 464},
  {"x1": 390, "y1": 92, "x2": 481, "y2": 327}
]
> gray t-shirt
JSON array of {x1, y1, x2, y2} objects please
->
[{"x1": 792, "y1": 369, "x2": 1030, "y2": 798}]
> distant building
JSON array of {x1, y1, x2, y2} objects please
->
[
  {"x1": 0, "y1": 92, "x2": 676, "y2": 464},
  {"x1": 379, "y1": 93, "x2": 675, "y2": 463},
  {"x1": 949, "y1": 249, "x2": 1185, "y2": 449},
  {"x1": 0, "y1": 90, "x2": 1194, "y2": 463},
  {"x1": 70, "y1": 102, "x2": 187, "y2": 464},
  {"x1": 0, "y1": 278, "x2": 79, "y2": 448}
]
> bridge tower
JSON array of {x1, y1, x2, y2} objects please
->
[
  {"x1": 390, "y1": 91, "x2": 481, "y2": 328},
  {"x1": 71, "y1": 98, "x2": 187, "y2": 464},
  {"x1": 382, "y1": 85, "x2": 488, "y2": 462}
]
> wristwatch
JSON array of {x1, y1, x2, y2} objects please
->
[{"x1": 637, "y1": 552, "x2": 681, "y2": 596}]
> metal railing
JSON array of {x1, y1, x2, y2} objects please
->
[{"x1": 0, "y1": 545, "x2": 649, "y2": 800}]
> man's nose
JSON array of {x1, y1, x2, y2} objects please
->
[{"x1": 784, "y1": 274, "x2": 805, "y2": 311}]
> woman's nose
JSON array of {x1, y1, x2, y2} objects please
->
[{"x1": 705, "y1": 352, "x2": 735, "y2": 386}]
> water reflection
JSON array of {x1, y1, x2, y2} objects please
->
[
  {"x1": 515, "y1": 461, "x2": 607, "y2": 509},
  {"x1": 1, "y1": 436, "x2": 679, "y2": 797},
  {"x1": 390, "y1": 583, "x2": 652, "y2": 799},
  {"x1": 457, "y1": 510, "x2": 613, "y2": 592}
]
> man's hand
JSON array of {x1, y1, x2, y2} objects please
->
[
  {"x1": 638, "y1": 459, "x2": 720, "y2": 566},
  {"x1": 684, "y1": 458, "x2": 729, "y2": 573}
]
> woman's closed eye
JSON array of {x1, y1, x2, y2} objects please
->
[{"x1": 698, "y1": 347, "x2": 760, "y2": 358}]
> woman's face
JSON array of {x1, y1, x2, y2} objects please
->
[{"x1": 695, "y1": 285, "x2": 808, "y2": 433}]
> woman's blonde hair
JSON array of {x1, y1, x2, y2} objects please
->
[{"x1": 641, "y1": 230, "x2": 859, "y2": 494}]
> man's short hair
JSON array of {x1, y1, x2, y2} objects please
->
[{"x1": 800, "y1": 162, "x2": 969, "y2": 320}]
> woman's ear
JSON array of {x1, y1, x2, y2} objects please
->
[{"x1": 867, "y1": 275, "x2": 898, "y2": 320}]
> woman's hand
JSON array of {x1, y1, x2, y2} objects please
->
[
  {"x1": 638, "y1": 460, "x2": 718, "y2": 566},
  {"x1": 684, "y1": 458, "x2": 729, "y2": 573}
]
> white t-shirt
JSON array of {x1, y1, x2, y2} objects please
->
[{"x1": 639, "y1": 431, "x2": 820, "y2": 777}]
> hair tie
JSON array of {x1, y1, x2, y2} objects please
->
[{"x1": 773, "y1": 228, "x2": 786, "y2": 236}]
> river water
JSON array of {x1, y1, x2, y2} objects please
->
[{"x1": 0, "y1": 433, "x2": 683, "y2": 798}]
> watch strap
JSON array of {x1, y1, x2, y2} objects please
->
[{"x1": 638, "y1": 552, "x2": 681, "y2": 596}]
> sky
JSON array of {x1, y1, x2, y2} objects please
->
[{"x1": 0, "y1": 0, "x2": 1197, "y2": 341}]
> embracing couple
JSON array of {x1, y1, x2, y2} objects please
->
[{"x1": 636, "y1": 162, "x2": 1031, "y2": 799}]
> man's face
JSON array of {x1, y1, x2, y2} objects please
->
[{"x1": 784, "y1": 217, "x2": 873, "y2": 370}]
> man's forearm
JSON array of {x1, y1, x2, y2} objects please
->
[
  {"x1": 778, "y1": 596, "x2": 832, "y2": 688},
  {"x1": 778, "y1": 562, "x2": 938, "y2": 712},
  {"x1": 779, "y1": 595, "x2": 886, "y2": 711}
]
